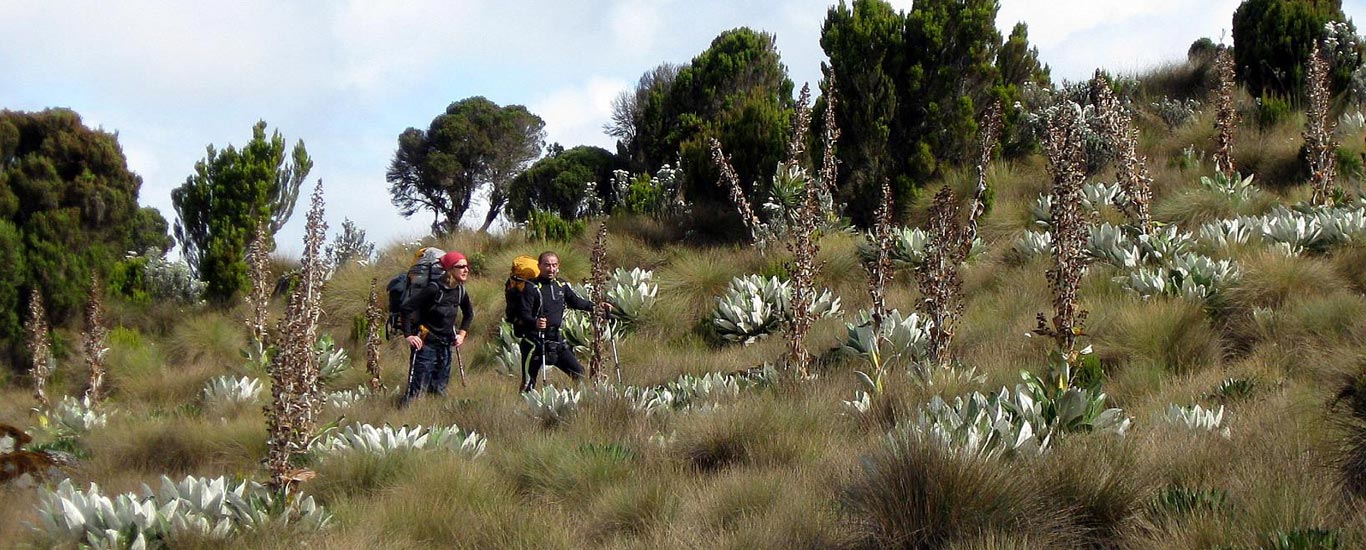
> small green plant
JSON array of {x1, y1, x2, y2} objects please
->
[
  {"x1": 1256, "y1": 94, "x2": 1292, "y2": 129},
  {"x1": 1208, "y1": 377, "x2": 1260, "y2": 402},
  {"x1": 525, "y1": 209, "x2": 586, "y2": 242},
  {"x1": 1266, "y1": 528, "x2": 1341, "y2": 550},
  {"x1": 1151, "y1": 485, "x2": 1228, "y2": 516}
]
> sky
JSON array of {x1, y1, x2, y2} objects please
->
[{"x1": 2, "y1": 0, "x2": 1363, "y2": 256}]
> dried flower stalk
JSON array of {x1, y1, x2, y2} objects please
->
[
  {"x1": 1036, "y1": 105, "x2": 1091, "y2": 359},
  {"x1": 365, "y1": 277, "x2": 384, "y2": 392},
  {"x1": 245, "y1": 220, "x2": 273, "y2": 345},
  {"x1": 25, "y1": 290, "x2": 53, "y2": 408},
  {"x1": 864, "y1": 178, "x2": 895, "y2": 330},
  {"x1": 1212, "y1": 47, "x2": 1239, "y2": 179},
  {"x1": 1091, "y1": 73, "x2": 1153, "y2": 232},
  {"x1": 782, "y1": 87, "x2": 832, "y2": 378},
  {"x1": 1305, "y1": 44, "x2": 1339, "y2": 206},
  {"x1": 915, "y1": 187, "x2": 969, "y2": 369},
  {"x1": 710, "y1": 139, "x2": 762, "y2": 244},
  {"x1": 265, "y1": 180, "x2": 328, "y2": 493},
  {"x1": 964, "y1": 100, "x2": 1002, "y2": 253},
  {"x1": 82, "y1": 274, "x2": 109, "y2": 404},
  {"x1": 588, "y1": 221, "x2": 610, "y2": 381},
  {"x1": 819, "y1": 73, "x2": 841, "y2": 201},
  {"x1": 787, "y1": 83, "x2": 813, "y2": 162}
]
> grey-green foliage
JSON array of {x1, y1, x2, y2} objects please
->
[
  {"x1": 32, "y1": 476, "x2": 330, "y2": 549},
  {"x1": 890, "y1": 370, "x2": 1129, "y2": 461},
  {"x1": 711, "y1": 274, "x2": 841, "y2": 344},
  {"x1": 313, "y1": 423, "x2": 486, "y2": 457},
  {"x1": 522, "y1": 385, "x2": 582, "y2": 424},
  {"x1": 857, "y1": 226, "x2": 986, "y2": 270},
  {"x1": 323, "y1": 218, "x2": 375, "y2": 276}
]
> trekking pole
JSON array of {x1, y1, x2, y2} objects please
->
[
  {"x1": 404, "y1": 346, "x2": 419, "y2": 402},
  {"x1": 538, "y1": 328, "x2": 549, "y2": 390},
  {"x1": 454, "y1": 343, "x2": 467, "y2": 388},
  {"x1": 610, "y1": 335, "x2": 622, "y2": 385},
  {"x1": 540, "y1": 331, "x2": 548, "y2": 387}
]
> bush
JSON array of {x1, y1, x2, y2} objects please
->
[
  {"x1": 1256, "y1": 95, "x2": 1293, "y2": 128},
  {"x1": 524, "y1": 209, "x2": 585, "y2": 242}
]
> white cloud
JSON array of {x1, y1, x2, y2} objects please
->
[
  {"x1": 610, "y1": 1, "x2": 664, "y2": 55},
  {"x1": 532, "y1": 77, "x2": 630, "y2": 151}
]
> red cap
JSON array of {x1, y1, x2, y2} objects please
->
[{"x1": 439, "y1": 251, "x2": 467, "y2": 270}]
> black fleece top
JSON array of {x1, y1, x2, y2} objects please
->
[
  {"x1": 400, "y1": 282, "x2": 473, "y2": 343},
  {"x1": 513, "y1": 277, "x2": 592, "y2": 338}
]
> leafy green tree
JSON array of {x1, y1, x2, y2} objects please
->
[
  {"x1": 0, "y1": 108, "x2": 167, "y2": 361},
  {"x1": 635, "y1": 28, "x2": 795, "y2": 212},
  {"x1": 1233, "y1": 0, "x2": 1355, "y2": 99},
  {"x1": 172, "y1": 121, "x2": 311, "y2": 303},
  {"x1": 505, "y1": 145, "x2": 620, "y2": 222},
  {"x1": 607, "y1": 63, "x2": 680, "y2": 169},
  {"x1": 820, "y1": 0, "x2": 1004, "y2": 226},
  {"x1": 995, "y1": 22, "x2": 1051, "y2": 157},
  {"x1": 820, "y1": 0, "x2": 902, "y2": 225},
  {"x1": 387, "y1": 97, "x2": 546, "y2": 233}
]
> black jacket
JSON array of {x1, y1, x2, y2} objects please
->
[
  {"x1": 513, "y1": 277, "x2": 592, "y2": 339},
  {"x1": 400, "y1": 281, "x2": 472, "y2": 344}
]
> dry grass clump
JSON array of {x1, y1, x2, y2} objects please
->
[
  {"x1": 1088, "y1": 295, "x2": 1224, "y2": 378},
  {"x1": 163, "y1": 312, "x2": 247, "y2": 372},
  {"x1": 842, "y1": 437, "x2": 1077, "y2": 548}
]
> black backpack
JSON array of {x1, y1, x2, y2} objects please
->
[{"x1": 385, "y1": 247, "x2": 446, "y2": 338}]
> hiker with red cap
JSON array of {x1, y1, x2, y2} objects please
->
[{"x1": 398, "y1": 250, "x2": 474, "y2": 404}]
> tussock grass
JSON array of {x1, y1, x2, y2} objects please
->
[
  {"x1": 162, "y1": 311, "x2": 247, "y2": 372},
  {"x1": 84, "y1": 411, "x2": 265, "y2": 477},
  {"x1": 351, "y1": 457, "x2": 575, "y2": 549},
  {"x1": 842, "y1": 437, "x2": 1077, "y2": 548},
  {"x1": 1226, "y1": 251, "x2": 1348, "y2": 310},
  {"x1": 1089, "y1": 295, "x2": 1224, "y2": 378}
]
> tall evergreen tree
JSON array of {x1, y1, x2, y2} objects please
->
[
  {"x1": 635, "y1": 28, "x2": 795, "y2": 213},
  {"x1": 172, "y1": 121, "x2": 311, "y2": 303},
  {"x1": 0, "y1": 108, "x2": 167, "y2": 361},
  {"x1": 820, "y1": 0, "x2": 1005, "y2": 225},
  {"x1": 1233, "y1": 0, "x2": 1355, "y2": 99}
]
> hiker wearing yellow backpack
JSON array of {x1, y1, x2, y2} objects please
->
[
  {"x1": 398, "y1": 250, "x2": 473, "y2": 405},
  {"x1": 508, "y1": 251, "x2": 611, "y2": 392}
]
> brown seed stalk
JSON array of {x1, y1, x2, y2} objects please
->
[
  {"x1": 25, "y1": 290, "x2": 53, "y2": 408},
  {"x1": 365, "y1": 277, "x2": 384, "y2": 392},
  {"x1": 1036, "y1": 104, "x2": 1091, "y2": 360},
  {"x1": 82, "y1": 274, "x2": 109, "y2": 404},
  {"x1": 1091, "y1": 72, "x2": 1153, "y2": 232},
  {"x1": 1305, "y1": 43, "x2": 1339, "y2": 206},
  {"x1": 588, "y1": 220, "x2": 610, "y2": 382},
  {"x1": 1212, "y1": 47, "x2": 1239, "y2": 179},
  {"x1": 265, "y1": 180, "x2": 328, "y2": 494}
]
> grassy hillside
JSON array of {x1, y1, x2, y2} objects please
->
[{"x1": 5, "y1": 86, "x2": 1366, "y2": 548}]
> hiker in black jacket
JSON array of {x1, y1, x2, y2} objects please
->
[
  {"x1": 512, "y1": 251, "x2": 609, "y2": 392},
  {"x1": 399, "y1": 250, "x2": 473, "y2": 404}
]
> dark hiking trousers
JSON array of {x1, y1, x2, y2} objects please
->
[
  {"x1": 406, "y1": 343, "x2": 452, "y2": 402},
  {"x1": 519, "y1": 337, "x2": 584, "y2": 392}
]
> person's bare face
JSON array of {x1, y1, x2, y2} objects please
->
[
  {"x1": 539, "y1": 255, "x2": 560, "y2": 279},
  {"x1": 448, "y1": 260, "x2": 470, "y2": 283}
]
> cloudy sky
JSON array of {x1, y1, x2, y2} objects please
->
[{"x1": 2, "y1": 0, "x2": 1362, "y2": 255}]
